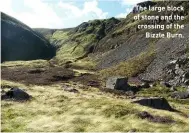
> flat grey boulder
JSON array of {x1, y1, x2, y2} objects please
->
[
  {"x1": 132, "y1": 97, "x2": 174, "y2": 111},
  {"x1": 1, "y1": 88, "x2": 31, "y2": 101},
  {"x1": 106, "y1": 76, "x2": 131, "y2": 91}
]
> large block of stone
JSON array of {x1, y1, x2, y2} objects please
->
[
  {"x1": 132, "y1": 97, "x2": 173, "y2": 111},
  {"x1": 106, "y1": 76, "x2": 130, "y2": 91},
  {"x1": 1, "y1": 88, "x2": 31, "y2": 101}
]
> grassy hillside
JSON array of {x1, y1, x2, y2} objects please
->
[
  {"x1": 35, "y1": 18, "x2": 120, "y2": 65},
  {"x1": 1, "y1": 12, "x2": 56, "y2": 62}
]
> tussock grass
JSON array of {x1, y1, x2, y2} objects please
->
[
  {"x1": 70, "y1": 57, "x2": 97, "y2": 70},
  {"x1": 50, "y1": 30, "x2": 70, "y2": 47},
  {"x1": 1, "y1": 80, "x2": 188, "y2": 132},
  {"x1": 102, "y1": 104, "x2": 138, "y2": 118},
  {"x1": 136, "y1": 84, "x2": 189, "y2": 105},
  {"x1": 1, "y1": 60, "x2": 50, "y2": 69}
]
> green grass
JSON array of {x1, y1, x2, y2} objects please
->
[
  {"x1": 49, "y1": 30, "x2": 70, "y2": 47},
  {"x1": 70, "y1": 60, "x2": 96, "y2": 70},
  {"x1": 51, "y1": 30, "x2": 69, "y2": 41},
  {"x1": 1, "y1": 80, "x2": 189, "y2": 132},
  {"x1": 53, "y1": 26, "x2": 98, "y2": 65},
  {"x1": 112, "y1": 10, "x2": 152, "y2": 37},
  {"x1": 1, "y1": 60, "x2": 50, "y2": 69},
  {"x1": 136, "y1": 84, "x2": 189, "y2": 105},
  {"x1": 102, "y1": 104, "x2": 138, "y2": 118}
]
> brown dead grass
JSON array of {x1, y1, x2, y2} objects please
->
[{"x1": 1, "y1": 66, "x2": 75, "y2": 85}]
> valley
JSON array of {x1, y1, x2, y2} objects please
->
[
  {"x1": 1, "y1": 61, "x2": 189, "y2": 132},
  {"x1": 1, "y1": 1, "x2": 189, "y2": 132}
]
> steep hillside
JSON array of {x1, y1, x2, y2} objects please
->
[
  {"x1": 94, "y1": 1, "x2": 189, "y2": 82},
  {"x1": 1, "y1": 12, "x2": 56, "y2": 62},
  {"x1": 33, "y1": 28, "x2": 57, "y2": 41},
  {"x1": 35, "y1": 18, "x2": 120, "y2": 65},
  {"x1": 35, "y1": 1, "x2": 188, "y2": 83}
]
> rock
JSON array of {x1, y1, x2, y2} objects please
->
[
  {"x1": 137, "y1": 1, "x2": 156, "y2": 8},
  {"x1": 184, "y1": 79, "x2": 189, "y2": 85},
  {"x1": 175, "y1": 68, "x2": 184, "y2": 75},
  {"x1": 132, "y1": 97, "x2": 174, "y2": 111},
  {"x1": 177, "y1": 57, "x2": 189, "y2": 65},
  {"x1": 167, "y1": 69, "x2": 173, "y2": 74},
  {"x1": 140, "y1": 82, "x2": 150, "y2": 88},
  {"x1": 160, "y1": 81, "x2": 171, "y2": 88},
  {"x1": 169, "y1": 60, "x2": 177, "y2": 64},
  {"x1": 1, "y1": 88, "x2": 31, "y2": 101},
  {"x1": 183, "y1": 72, "x2": 189, "y2": 79},
  {"x1": 175, "y1": 64, "x2": 180, "y2": 70},
  {"x1": 149, "y1": 82, "x2": 157, "y2": 87},
  {"x1": 137, "y1": 111, "x2": 174, "y2": 124},
  {"x1": 171, "y1": 76, "x2": 181, "y2": 86},
  {"x1": 181, "y1": 77, "x2": 185, "y2": 83},
  {"x1": 104, "y1": 17, "x2": 120, "y2": 33},
  {"x1": 75, "y1": 22, "x2": 89, "y2": 32},
  {"x1": 138, "y1": 111, "x2": 153, "y2": 119},
  {"x1": 163, "y1": 56, "x2": 189, "y2": 87},
  {"x1": 171, "y1": 91, "x2": 189, "y2": 99},
  {"x1": 63, "y1": 85, "x2": 79, "y2": 93},
  {"x1": 106, "y1": 76, "x2": 131, "y2": 91},
  {"x1": 133, "y1": 1, "x2": 156, "y2": 13}
]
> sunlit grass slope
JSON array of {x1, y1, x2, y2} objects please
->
[{"x1": 1, "y1": 80, "x2": 188, "y2": 132}]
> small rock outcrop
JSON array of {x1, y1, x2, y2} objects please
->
[
  {"x1": 160, "y1": 81, "x2": 172, "y2": 88},
  {"x1": 164, "y1": 56, "x2": 189, "y2": 88},
  {"x1": 132, "y1": 1, "x2": 156, "y2": 14},
  {"x1": 132, "y1": 97, "x2": 174, "y2": 111},
  {"x1": 1, "y1": 88, "x2": 31, "y2": 101}
]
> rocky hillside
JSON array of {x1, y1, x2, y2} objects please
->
[
  {"x1": 34, "y1": 1, "x2": 188, "y2": 86},
  {"x1": 34, "y1": 17, "x2": 121, "y2": 65},
  {"x1": 96, "y1": 1, "x2": 189, "y2": 82},
  {"x1": 1, "y1": 12, "x2": 56, "y2": 62}
]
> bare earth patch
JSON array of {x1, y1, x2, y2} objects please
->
[{"x1": 1, "y1": 67, "x2": 75, "y2": 85}]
